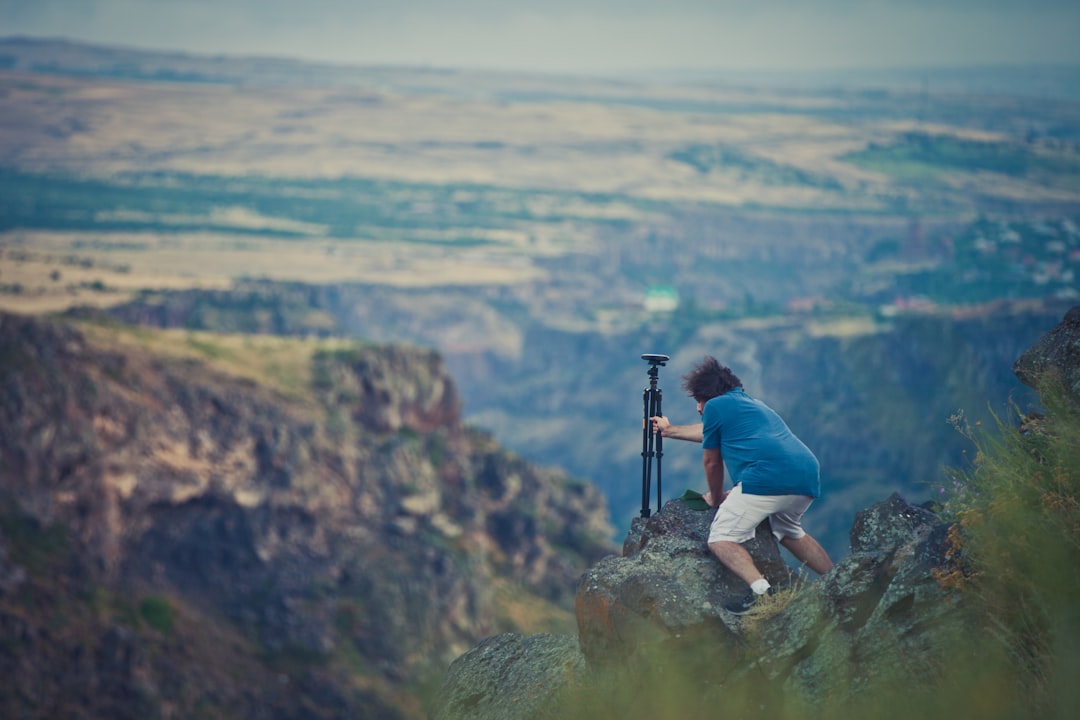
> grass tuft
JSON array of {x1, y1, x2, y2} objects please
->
[
  {"x1": 737, "y1": 582, "x2": 801, "y2": 637},
  {"x1": 139, "y1": 595, "x2": 175, "y2": 633},
  {"x1": 940, "y1": 374, "x2": 1080, "y2": 715}
]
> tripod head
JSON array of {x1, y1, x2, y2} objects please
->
[
  {"x1": 641, "y1": 354, "x2": 669, "y2": 381},
  {"x1": 641, "y1": 353, "x2": 670, "y2": 367}
]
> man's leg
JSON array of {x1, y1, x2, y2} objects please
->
[
  {"x1": 780, "y1": 534, "x2": 834, "y2": 575},
  {"x1": 708, "y1": 540, "x2": 765, "y2": 586}
]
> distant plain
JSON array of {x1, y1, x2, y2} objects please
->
[{"x1": 3, "y1": 42, "x2": 1079, "y2": 317}]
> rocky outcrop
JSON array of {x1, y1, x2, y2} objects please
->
[
  {"x1": 433, "y1": 492, "x2": 964, "y2": 719},
  {"x1": 1013, "y1": 304, "x2": 1080, "y2": 404},
  {"x1": 749, "y1": 493, "x2": 962, "y2": 701},
  {"x1": 0, "y1": 312, "x2": 616, "y2": 719},
  {"x1": 431, "y1": 633, "x2": 587, "y2": 720},
  {"x1": 575, "y1": 499, "x2": 789, "y2": 669}
]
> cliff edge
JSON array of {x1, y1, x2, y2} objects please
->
[{"x1": 0, "y1": 312, "x2": 616, "y2": 719}]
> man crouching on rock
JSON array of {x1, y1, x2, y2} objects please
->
[{"x1": 651, "y1": 356, "x2": 834, "y2": 614}]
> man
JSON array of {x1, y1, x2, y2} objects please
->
[{"x1": 651, "y1": 356, "x2": 833, "y2": 614}]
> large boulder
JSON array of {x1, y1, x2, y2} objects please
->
[
  {"x1": 430, "y1": 633, "x2": 586, "y2": 720},
  {"x1": 1013, "y1": 304, "x2": 1080, "y2": 404},
  {"x1": 747, "y1": 493, "x2": 966, "y2": 704},
  {"x1": 575, "y1": 496, "x2": 790, "y2": 670}
]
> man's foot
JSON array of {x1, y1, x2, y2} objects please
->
[{"x1": 723, "y1": 586, "x2": 776, "y2": 615}]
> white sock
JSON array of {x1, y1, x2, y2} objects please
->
[{"x1": 750, "y1": 579, "x2": 771, "y2": 596}]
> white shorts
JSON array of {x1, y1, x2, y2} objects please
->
[{"x1": 707, "y1": 484, "x2": 813, "y2": 544}]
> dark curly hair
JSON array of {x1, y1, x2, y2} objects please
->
[{"x1": 681, "y1": 356, "x2": 743, "y2": 402}]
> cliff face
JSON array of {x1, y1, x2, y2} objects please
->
[{"x1": 0, "y1": 312, "x2": 615, "y2": 719}]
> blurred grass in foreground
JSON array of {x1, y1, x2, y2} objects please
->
[{"x1": 941, "y1": 376, "x2": 1080, "y2": 718}]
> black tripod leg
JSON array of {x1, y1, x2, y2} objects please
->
[
  {"x1": 641, "y1": 386, "x2": 654, "y2": 518},
  {"x1": 654, "y1": 388, "x2": 663, "y2": 513}
]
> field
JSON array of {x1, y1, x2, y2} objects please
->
[
  {"x1": 3, "y1": 42, "x2": 1079, "y2": 320},
  {"x1": 3, "y1": 39, "x2": 1080, "y2": 544}
]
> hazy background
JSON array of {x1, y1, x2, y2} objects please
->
[{"x1": 4, "y1": 0, "x2": 1080, "y2": 75}]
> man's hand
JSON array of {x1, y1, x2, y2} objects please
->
[
  {"x1": 702, "y1": 490, "x2": 729, "y2": 507},
  {"x1": 649, "y1": 417, "x2": 704, "y2": 443}
]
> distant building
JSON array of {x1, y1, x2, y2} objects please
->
[
  {"x1": 880, "y1": 295, "x2": 938, "y2": 317},
  {"x1": 643, "y1": 286, "x2": 679, "y2": 313},
  {"x1": 787, "y1": 296, "x2": 832, "y2": 314}
]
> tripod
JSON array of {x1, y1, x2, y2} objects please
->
[{"x1": 639, "y1": 353, "x2": 670, "y2": 518}]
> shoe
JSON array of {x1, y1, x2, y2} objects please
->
[{"x1": 723, "y1": 586, "x2": 776, "y2": 615}]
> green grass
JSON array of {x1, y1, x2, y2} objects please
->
[
  {"x1": 936, "y1": 377, "x2": 1080, "y2": 715},
  {"x1": 139, "y1": 595, "x2": 176, "y2": 633},
  {"x1": 0, "y1": 496, "x2": 69, "y2": 575}
]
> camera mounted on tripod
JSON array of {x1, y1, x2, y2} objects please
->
[{"x1": 639, "y1": 353, "x2": 670, "y2": 518}]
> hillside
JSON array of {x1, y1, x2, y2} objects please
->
[{"x1": 0, "y1": 311, "x2": 615, "y2": 719}]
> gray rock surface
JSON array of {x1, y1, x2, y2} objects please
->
[
  {"x1": 434, "y1": 492, "x2": 967, "y2": 717},
  {"x1": 750, "y1": 496, "x2": 965, "y2": 703},
  {"x1": 576, "y1": 497, "x2": 790, "y2": 669},
  {"x1": 1013, "y1": 304, "x2": 1080, "y2": 403},
  {"x1": 431, "y1": 633, "x2": 587, "y2": 720}
]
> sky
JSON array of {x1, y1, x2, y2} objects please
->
[{"x1": 3, "y1": 0, "x2": 1080, "y2": 76}]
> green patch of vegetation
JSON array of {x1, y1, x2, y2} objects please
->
[
  {"x1": 139, "y1": 595, "x2": 176, "y2": 633},
  {"x1": 668, "y1": 143, "x2": 843, "y2": 189},
  {"x1": 0, "y1": 496, "x2": 70, "y2": 575},
  {"x1": 312, "y1": 345, "x2": 372, "y2": 369},
  {"x1": 0, "y1": 168, "x2": 659, "y2": 245},
  {"x1": 185, "y1": 333, "x2": 235, "y2": 361},
  {"x1": 844, "y1": 131, "x2": 1080, "y2": 181},
  {"x1": 853, "y1": 215, "x2": 1080, "y2": 306},
  {"x1": 0, "y1": 344, "x2": 38, "y2": 374}
]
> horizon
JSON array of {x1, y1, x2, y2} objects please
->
[
  {"x1": 3, "y1": 1, "x2": 1080, "y2": 78},
  {"x1": 6, "y1": 33, "x2": 1080, "y2": 102}
]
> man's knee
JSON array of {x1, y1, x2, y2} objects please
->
[
  {"x1": 778, "y1": 531, "x2": 808, "y2": 546},
  {"x1": 708, "y1": 539, "x2": 749, "y2": 562}
]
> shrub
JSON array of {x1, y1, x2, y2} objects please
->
[
  {"x1": 139, "y1": 595, "x2": 175, "y2": 633},
  {"x1": 944, "y1": 376, "x2": 1080, "y2": 715}
]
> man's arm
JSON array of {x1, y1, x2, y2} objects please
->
[
  {"x1": 702, "y1": 448, "x2": 727, "y2": 506},
  {"x1": 650, "y1": 416, "x2": 704, "y2": 443}
]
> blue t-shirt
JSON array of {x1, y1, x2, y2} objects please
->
[{"x1": 701, "y1": 388, "x2": 820, "y2": 497}]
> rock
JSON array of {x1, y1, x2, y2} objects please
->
[
  {"x1": 435, "y1": 493, "x2": 969, "y2": 715},
  {"x1": 576, "y1": 497, "x2": 790, "y2": 670},
  {"x1": 431, "y1": 633, "x2": 587, "y2": 720},
  {"x1": 1013, "y1": 304, "x2": 1080, "y2": 403},
  {"x1": 849, "y1": 491, "x2": 937, "y2": 554},
  {"x1": 717, "y1": 494, "x2": 964, "y2": 705}
]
